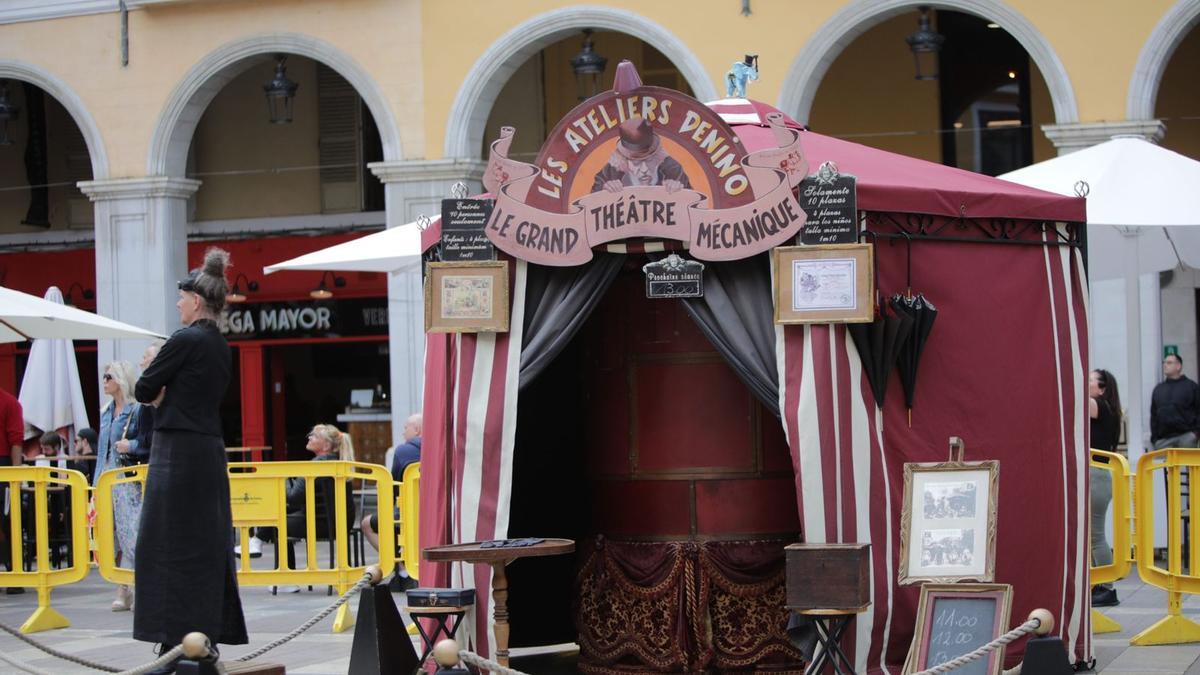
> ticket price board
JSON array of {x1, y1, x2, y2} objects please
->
[
  {"x1": 905, "y1": 583, "x2": 1012, "y2": 675},
  {"x1": 441, "y1": 198, "x2": 496, "y2": 262}
]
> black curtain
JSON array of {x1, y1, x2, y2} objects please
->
[{"x1": 519, "y1": 253, "x2": 626, "y2": 389}]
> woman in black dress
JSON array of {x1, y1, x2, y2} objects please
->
[
  {"x1": 134, "y1": 248, "x2": 247, "y2": 669},
  {"x1": 1089, "y1": 368, "x2": 1122, "y2": 607}
]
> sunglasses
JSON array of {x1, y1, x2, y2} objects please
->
[{"x1": 103, "y1": 373, "x2": 113, "y2": 381}]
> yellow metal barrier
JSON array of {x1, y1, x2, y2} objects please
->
[
  {"x1": 0, "y1": 466, "x2": 90, "y2": 633},
  {"x1": 1090, "y1": 449, "x2": 1132, "y2": 634},
  {"x1": 96, "y1": 460, "x2": 394, "y2": 634},
  {"x1": 400, "y1": 462, "x2": 420, "y2": 581},
  {"x1": 1132, "y1": 447, "x2": 1200, "y2": 645}
]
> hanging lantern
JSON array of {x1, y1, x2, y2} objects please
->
[
  {"x1": 0, "y1": 81, "x2": 19, "y2": 146},
  {"x1": 263, "y1": 56, "x2": 299, "y2": 124},
  {"x1": 569, "y1": 29, "x2": 608, "y2": 101},
  {"x1": 905, "y1": 6, "x2": 944, "y2": 81}
]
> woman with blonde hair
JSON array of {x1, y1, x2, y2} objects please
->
[{"x1": 94, "y1": 359, "x2": 143, "y2": 611}]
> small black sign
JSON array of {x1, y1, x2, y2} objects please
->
[
  {"x1": 441, "y1": 198, "x2": 495, "y2": 261},
  {"x1": 642, "y1": 254, "x2": 705, "y2": 299},
  {"x1": 798, "y1": 162, "x2": 858, "y2": 245}
]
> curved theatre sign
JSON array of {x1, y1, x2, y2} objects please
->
[{"x1": 482, "y1": 68, "x2": 810, "y2": 267}]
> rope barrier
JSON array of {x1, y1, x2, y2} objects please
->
[
  {"x1": 0, "y1": 569, "x2": 373, "y2": 672},
  {"x1": 457, "y1": 650, "x2": 532, "y2": 675},
  {"x1": 912, "y1": 618, "x2": 1040, "y2": 675}
]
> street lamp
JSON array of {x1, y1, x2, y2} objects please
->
[
  {"x1": 905, "y1": 6, "x2": 944, "y2": 81},
  {"x1": 0, "y1": 81, "x2": 19, "y2": 146},
  {"x1": 226, "y1": 273, "x2": 259, "y2": 304},
  {"x1": 569, "y1": 29, "x2": 608, "y2": 101},
  {"x1": 309, "y1": 271, "x2": 345, "y2": 300},
  {"x1": 263, "y1": 55, "x2": 299, "y2": 124}
]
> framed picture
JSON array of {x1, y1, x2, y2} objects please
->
[
  {"x1": 898, "y1": 461, "x2": 999, "y2": 585},
  {"x1": 772, "y1": 244, "x2": 873, "y2": 324},
  {"x1": 424, "y1": 261, "x2": 510, "y2": 333},
  {"x1": 903, "y1": 583, "x2": 1013, "y2": 675}
]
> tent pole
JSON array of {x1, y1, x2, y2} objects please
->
[{"x1": 1124, "y1": 229, "x2": 1145, "y2": 462}]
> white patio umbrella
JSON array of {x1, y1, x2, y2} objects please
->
[
  {"x1": 0, "y1": 285, "x2": 165, "y2": 344},
  {"x1": 1000, "y1": 136, "x2": 1200, "y2": 463},
  {"x1": 17, "y1": 287, "x2": 91, "y2": 444},
  {"x1": 262, "y1": 220, "x2": 430, "y2": 275}
]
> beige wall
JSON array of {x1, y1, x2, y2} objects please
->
[
  {"x1": 190, "y1": 57, "x2": 322, "y2": 221},
  {"x1": 1157, "y1": 25, "x2": 1200, "y2": 161},
  {"x1": 807, "y1": 15, "x2": 942, "y2": 163}
]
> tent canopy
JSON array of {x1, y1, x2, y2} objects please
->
[
  {"x1": 262, "y1": 222, "x2": 424, "y2": 275},
  {"x1": 0, "y1": 285, "x2": 164, "y2": 344}
]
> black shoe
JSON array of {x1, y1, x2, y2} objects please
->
[
  {"x1": 387, "y1": 573, "x2": 419, "y2": 592},
  {"x1": 1091, "y1": 586, "x2": 1119, "y2": 607}
]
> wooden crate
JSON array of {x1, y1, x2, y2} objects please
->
[{"x1": 784, "y1": 543, "x2": 871, "y2": 612}]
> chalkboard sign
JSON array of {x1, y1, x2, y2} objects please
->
[
  {"x1": 798, "y1": 162, "x2": 858, "y2": 245},
  {"x1": 906, "y1": 584, "x2": 1012, "y2": 675},
  {"x1": 642, "y1": 254, "x2": 704, "y2": 299},
  {"x1": 441, "y1": 198, "x2": 495, "y2": 261}
]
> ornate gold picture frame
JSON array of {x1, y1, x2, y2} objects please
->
[
  {"x1": 424, "y1": 261, "x2": 510, "y2": 333},
  {"x1": 898, "y1": 460, "x2": 999, "y2": 585},
  {"x1": 903, "y1": 583, "x2": 1013, "y2": 675},
  {"x1": 772, "y1": 244, "x2": 874, "y2": 324}
]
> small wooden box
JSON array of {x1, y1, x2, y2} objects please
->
[{"x1": 785, "y1": 543, "x2": 871, "y2": 611}]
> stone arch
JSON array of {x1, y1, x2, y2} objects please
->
[
  {"x1": 778, "y1": 0, "x2": 1079, "y2": 126},
  {"x1": 148, "y1": 33, "x2": 401, "y2": 176},
  {"x1": 0, "y1": 60, "x2": 109, "y2": 180},
  {"x1": 1127, "y1": 0, "x2": 1200, "y2": 120},
  {"x1": 443, "y1": 5, "x2": 718, "y2": 160}
]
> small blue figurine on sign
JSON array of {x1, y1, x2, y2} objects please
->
[{"x1": 725, "y1": 54, "x2": 759, "y2": 98}]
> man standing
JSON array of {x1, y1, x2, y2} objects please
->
[
  {"x1": 1, "y1": 386, "x2": 25, "y2": 592},
  {"x1": 1151, "y1": 353, "x2": 1200, "y2": 450}
]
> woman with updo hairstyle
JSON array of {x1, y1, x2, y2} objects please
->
[{"x1": 133, "y1": 248, "x2": 247, "y2": 668}]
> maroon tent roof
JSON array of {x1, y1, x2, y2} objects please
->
[{"x1": 717, "y1": 100, "x2": 1085, "y2": 223}]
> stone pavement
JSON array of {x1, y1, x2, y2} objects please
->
[{"x1": 3, "y1": 563, "x2": 1200, "y2": 673}]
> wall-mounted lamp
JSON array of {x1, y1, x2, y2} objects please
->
[
  {"x1": 905, "y1": 6, "x2": 944, "y2": 81},
  {"x1": 63, "y1": 282, "x2": 94, "y2": 307},
  {"x1": 310, "y1": 271, "x2": 345, "y2": 300},
  {"x1": 569, "y1": 29, "x2": 609, "y2": 101},
  {"x1": 263, "y1": 55, "x2": 299, "y2": 124},
  {"x1": 226, "y1": 273, "x2": 259, "y2": 304},
  {"x1": 0, "y1": 81, "x2": 18, "y2": 146}
]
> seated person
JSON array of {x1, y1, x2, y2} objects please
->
[
  {"x1": 362, "y1": 414, "x2": 421, "y2": 590},
  {"x1": 265, "y1": 424, "x2": 355, "y2": 593},
  {"x1": 74, "y1": 428, "x2": 98, "y2": 473}
]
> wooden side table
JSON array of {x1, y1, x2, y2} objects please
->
[{"x1": 423, "y1": 538, "x2": 575, "y2": 667}]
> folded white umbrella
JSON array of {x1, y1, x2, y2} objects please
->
[
  {"x1": 1000, "y1": 136, "x2": 1200, "y2": 281},
  {"x1": 0, "y1": 285, "x2": 165, "y2": 343},
  {"x1": 262, "y1": 221, "x2": 430, "y2": 275},
  {"x1": 18, "y1": 287, "x2": 91, "y2": 441}
]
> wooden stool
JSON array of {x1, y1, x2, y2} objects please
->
[
  {"x1": 406, "y1": 589, "x2": 474, "y2": 665},
  {"x1": 797, "y1": 607, "x2": 867, "y2": 674}
]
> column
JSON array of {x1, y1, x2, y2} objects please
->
[
  {"x1": 78, "y1": 176, "x2": 199, "y2": 372},
  {"x1": 1040, "y1": 119, "x2": 1166, "y2": 155},
  {"x1": 368, "y1": 159, "x2": 487, "y2": 445}
]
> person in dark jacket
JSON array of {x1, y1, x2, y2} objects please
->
[
  {"x1": 133, "y1": 248, "x2": 247, "y2": 672},
  {"x1": 1151, "y1": 353, "x2": 1200, "y2": 450},
  {"x1": 132, "y1": 341, "x2": 163, "y2": 464},
  {"x1": 1089, "y1": 369, "x2": 1122, "y2": 606}
]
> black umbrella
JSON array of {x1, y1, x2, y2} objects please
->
[
  {"x1": 848, "y1": 299, "x2": 913, "y2": 408},
  {"x1": 890, "y1": 292, "x2": 938, "y2": 426}
]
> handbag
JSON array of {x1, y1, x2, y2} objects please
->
[{"x1": 115, "y1": 405, "x2": 144, "y2": 467}]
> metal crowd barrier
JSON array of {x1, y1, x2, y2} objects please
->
[
  {"x1": 400, "y1": 461, "x2": 421, "y2": 580},
  {"x1": 95, "y1": 460, "x2": 395, "y2": 634},
  {"x1": 0, "y1": 466, "x2": 90, "y2": 633},
  {"x1": 1131, "y1": 447, "x2": 1200, "y2": 645},
  {"x1": 1089, "y1": 448, "x2": 1133, "y2": 634}
]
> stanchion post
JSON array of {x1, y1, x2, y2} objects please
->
[{"x1": 433, "y1": 639, "x2": 470, "y2": 675}]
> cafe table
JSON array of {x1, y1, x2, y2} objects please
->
[{"x1": 423, "y1": 538, "x2": 575, "y2": 666}]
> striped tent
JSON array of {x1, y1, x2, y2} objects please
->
[{"x1": 419, "y1": 100, "x2": 1090, "y2": 672}]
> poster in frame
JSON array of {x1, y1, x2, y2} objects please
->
[
  {"x1": 424, "y1": 261, "x2": 510, "y2": 334},
  {"x1": 898, "y1": 460, "x2": 999, "y2": 585},
  {"x1": 772, "y1": 243, "x2": 873, "y2": 324},
  {"x1": 902, "y1": 583, "x2": 1013, "y2": 675}
]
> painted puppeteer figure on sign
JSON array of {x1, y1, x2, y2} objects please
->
[
  {"x1": 592, "y1": 116, "x2": 691, "y2": 194},
  {"x1": 133, "y1": 248, "x2": 248, "y2": 669}
]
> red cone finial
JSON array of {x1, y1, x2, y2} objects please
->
[{"x1": 612, "y1": 60, "x2": 643, "y2": 93}]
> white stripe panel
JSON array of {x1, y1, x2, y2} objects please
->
[
  {"x1": 718, "y1": 113, "x2": 763, "y2": 124},
  {"x1": 873, "y1": 407, "x2": 895, "y2": 675},
  {"x1": 644, "y1": 242, "x2": 665, "y2": 252},
  {"x1": 607, "y1": 244, "x2": 628, "y2": 254},
  {"x1": 457, "y1": 332, "x2": 497, "y2": 654},
  {"x1": 798, "y1": 326, "x2": 826, "y2": 542},
  {"x1": 845, "y1": 336, "x2": 876, "y2": 674},
  {"x1": 1041, "y1": 240, "x2": 1070, "y2": 639},
  {"x1": 706, "y1": 97, "x2": 752, "y2": 106},
  {"x1": 1072, "y1": 238, "x2": 1093, "y2": 660},
  {"x1": 1059, "y1": 243, "x2": 1087, "y2": 659}
]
